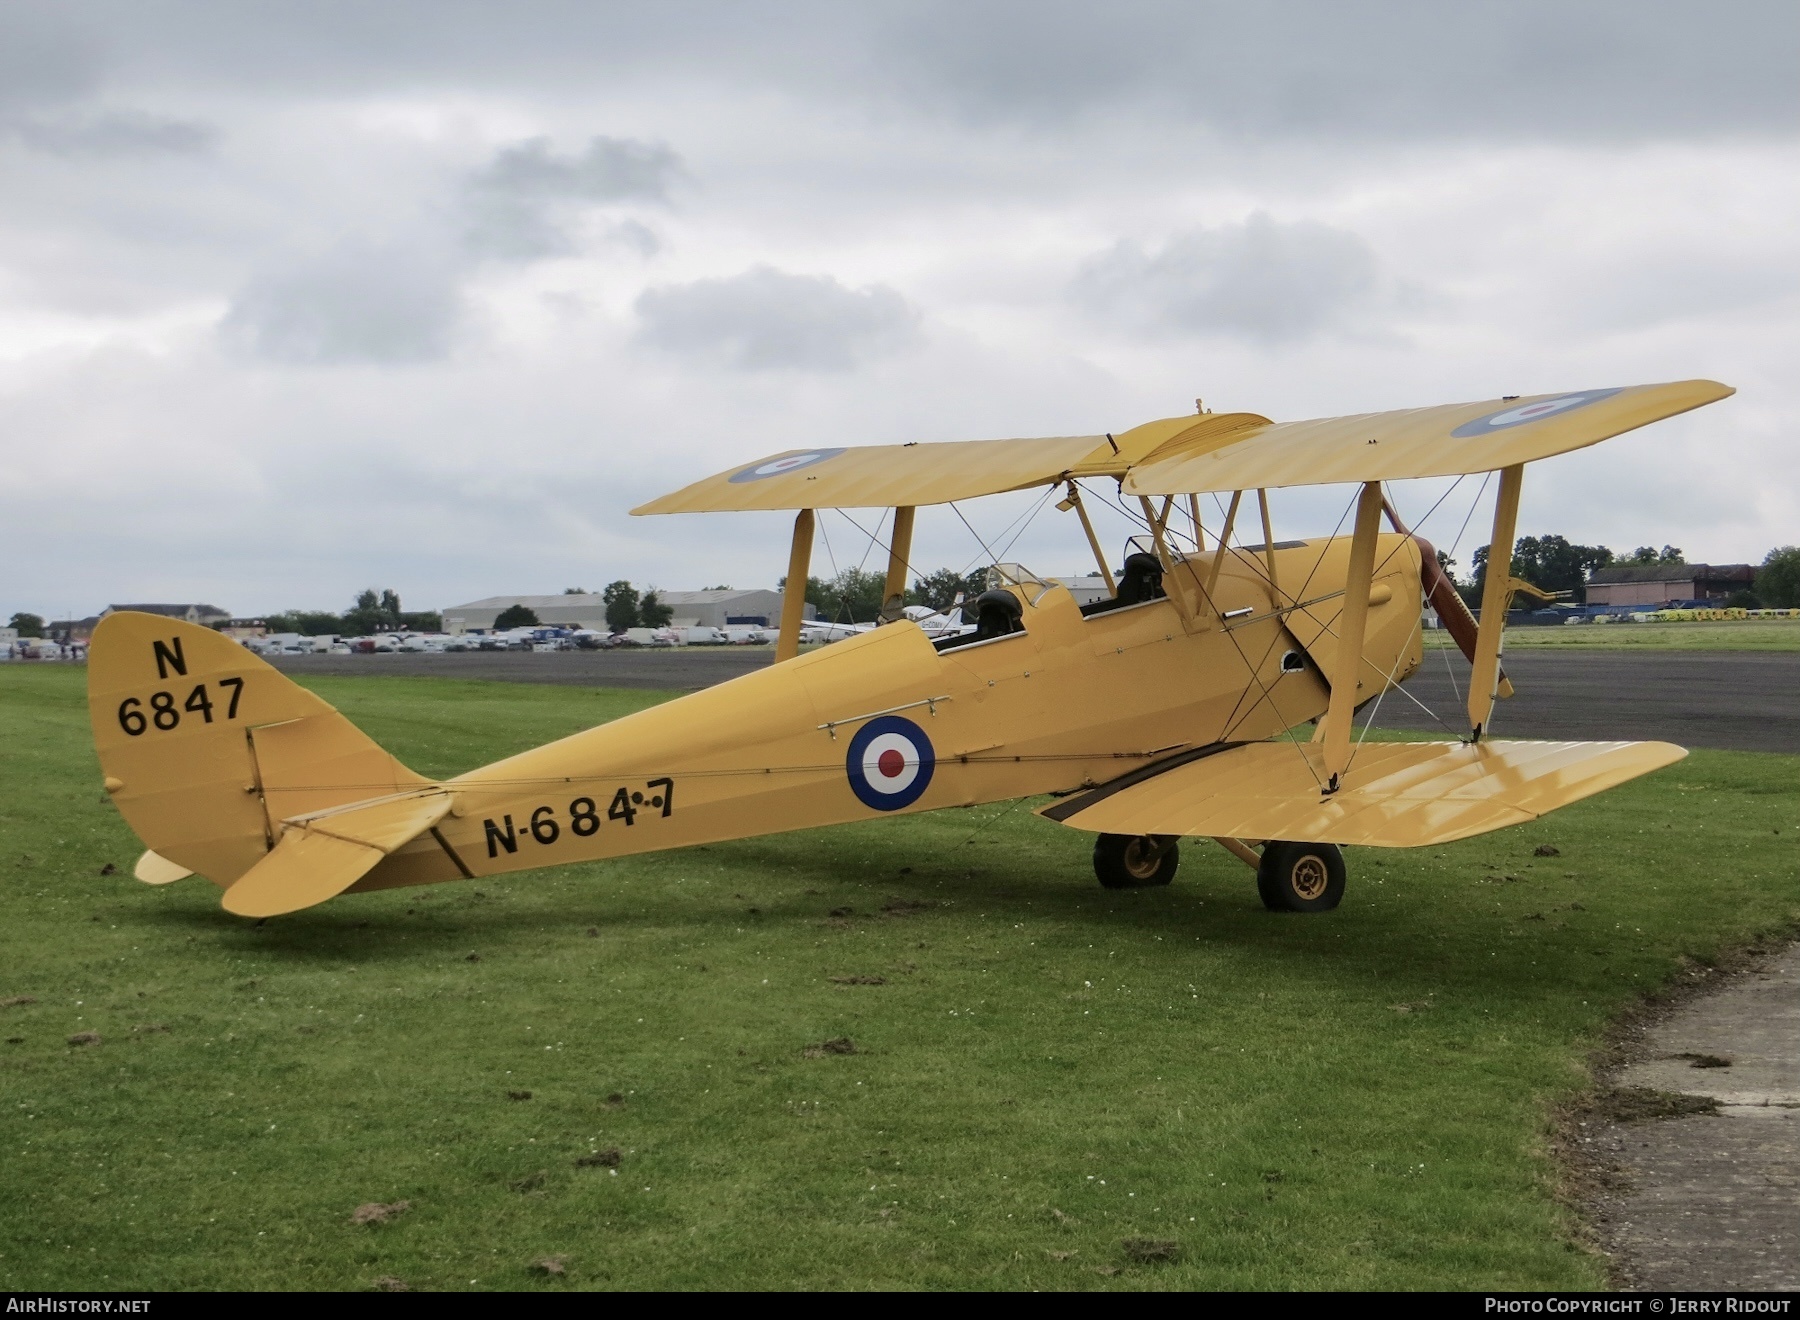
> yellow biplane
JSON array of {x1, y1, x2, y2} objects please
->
[{"x1": 90, "y1": 379, "x2": 1731, "y2": 918}]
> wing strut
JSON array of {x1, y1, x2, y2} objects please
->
[
  {"x1": 1468, "y1": 464, "x2": 1524, "y2": 740},
  {"x1": 1322, "y1": 481, "x2": 1385, "y2": 791},
  {"x1": 776, "y1": 509, "x2": 815, "y2": 662},
  {"x1": 879, "y1": 506, "x2": 916, "y2": 623},
  {"x1": 1058, "y1": 483, "x2": 1116, "y2": 594}
]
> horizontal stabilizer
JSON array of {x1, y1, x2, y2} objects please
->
[
  {"x1": 1041, "y1": 739, "x2": 1686, "y2": 848},
  {"x1": 133, "y1": 850, "x2": 193, "y2": 885},
  {"x1": 222, "y1": 790, "x2": 453, "y2": 918}
]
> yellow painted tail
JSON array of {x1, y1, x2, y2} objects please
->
[{"x1": 88, "y1": 612, "x2": 431, "y2": 887}]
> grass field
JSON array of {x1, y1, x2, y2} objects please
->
[
  {"x1": 1, "y1": 666, "x2": 1795, "y2": 1291},
  {"x1": 1423, "y1": 620, "x2": 1800, "y2": 650}
]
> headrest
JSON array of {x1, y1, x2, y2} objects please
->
[{"x1": 974, "y1": 589, "x2": 1023, "y2": 619}]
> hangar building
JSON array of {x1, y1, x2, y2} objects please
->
[
  {"x1": 1584, "y1": 563, "x2": 1755, "y2": 607},
  {"x1": 442, "y1": 589, "x2": 799, "y2": 634}
]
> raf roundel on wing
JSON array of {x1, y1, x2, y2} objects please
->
[
  {"x1": 1450, "y1": 388, "x2": 1623, "y2": 438},
  {"x1": 846, "y1": 715, "x2": 936, "y2": 811},
  {"x1": 727, "y1": 448, "x2": 847, "y2": 483}
]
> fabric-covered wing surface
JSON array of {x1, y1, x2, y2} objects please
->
[
  {"x1": 1041, "y1": 739, "x2": 1687, "y2": 848},
  {"x1": 632, "y1": 434, "x2": 1107, "y2": 514},
  {"x1": 629, "y1": 412, "x2": 1276, "y2": 514},
  {"x1": 1124, "y1": 380, "x2": 1732, "y2": 496}
]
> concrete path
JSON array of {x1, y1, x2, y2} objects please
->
[{"x1": 1587, "y1": 945, "x2": 1800, "y2": 1290}]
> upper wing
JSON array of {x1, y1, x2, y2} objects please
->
[
  {"x1": 1039, "y1": 738, "x2": 1686, "y2": 848},
  {"x1": 631, "y1": 380, "x2": 1730, "y2": 513},
  {"x1": 630, "y1": 413, "x2": 1270, "y2": 513},
  {"x1": 1124, "y1": 380, "x2": 1732, "y2": 496}
]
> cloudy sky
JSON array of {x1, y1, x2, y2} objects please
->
[{"x1": 3, "y1": 1, "x2": 1796, "y2": 622}]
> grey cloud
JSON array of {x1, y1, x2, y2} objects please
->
[
  {"x1": 473, "y1": 135, "x2": 678, "y2": 202},
  {"x1": 221, "y1": 245, "x2": 463, "y2": 365},
  {"x1": 464, "y1": 134, "x2": 679, "y2": 260},
  {"x1": 874, "y1": 1, "x2": 1800, "y2": 138},
  {"x1": 635, "y1": 266, "x2": 921, "y2": 370},
  {"x1": 10, "y1": 110, "x2": 215, "y2": 156},
  {"x1": 22, "y1": 2, "x2": 1800, "y2": 143},
  {"x1": 1072, "y1": 213, "x2": 1385, "y2": 343},
  {"x1": 0, "y1": 9, "x2": 99, "y2": 113}
]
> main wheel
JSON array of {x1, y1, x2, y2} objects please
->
[
  {"x1": 1093, "y1": 834, "x2": 1179, "y2": 889},
  {"x1": 1256, "y1": 841, "x2": 1346, "y2": 912}
]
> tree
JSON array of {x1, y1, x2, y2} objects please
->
[
  {"x1": 799, "y1": 566, "x2": 885, "y2": 622},
  {"x1": 638, "y1": 591, "x2": 673, "y2": 628},
  {"x1": 703, "y1": 584, "x2": 732, "y2": 591},
  {"x1": 911, "y1": 567, "x2": 987, "y2": 612},
  {"x1": 1627, "y1": 545, "x2": 1685, "y2": 566},
  {"x1": 602, "y1": 580, "x2": 640, "y2": 632},
  {"x1": 1509, "y1": 534, "x2": 1614, "y2": 602},
  {"x1": 563, "y1": 587, "x2": 589, "y2": 595},
  {"x1": 265, "y1": 609, "x2": 344, "y2": 636},
  {"x1": 8, "y1": 612, "x2": 44, "y2": 638},
  {"x1": 341, "y1": 587, "x2": 402, "y2": 636},
  {"x1": 1757, "y1": 546, "x2": 1800, "y2": 608},
  {"x1": 1725, "y1": 589, "x2": 1763, "y2": 609},
  {"x1": 1466, "y1": 535, "x2": 1614, "y2": 604},
  {"x1": 493, "y1": 604, "x2": 541, "y2": 629}
]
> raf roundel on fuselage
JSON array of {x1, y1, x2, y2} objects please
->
[{"x1": 846, "y1": 715, "x2": 936, "y2": 811}]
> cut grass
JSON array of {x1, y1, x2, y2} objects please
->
[
  {"x1": 1, "y1": 666, "x2": 1795, "y2": 1290},
  {"x1": 1423, "y1": 620, "x2": 1800, "y2": 651}
]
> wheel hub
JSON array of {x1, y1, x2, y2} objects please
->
[
  {"x1": 1122, "y1": 838, "x2": 1162, "y2": 880},
  {"x1": 1290, "y1": 854, "x2": 1328, "y2": 900}
]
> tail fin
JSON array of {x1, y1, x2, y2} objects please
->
[{"x1": 89, "y1": 612, "x2": 430, "y2": 887}]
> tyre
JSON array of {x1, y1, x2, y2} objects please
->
[
  {"x1": 1093, "y1": 833, "x2": 1179, "y2": 889},
  {"x1": 1256, "y1": 840, "x2": 1346, "y2": 912}
]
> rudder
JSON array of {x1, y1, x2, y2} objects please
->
[{"x1": 89, "y1": 612, "x2": 429, "y2": 887}]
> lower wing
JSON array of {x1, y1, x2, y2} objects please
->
[{"x1": 1039, "y1": 739, "x2": 1685, "y2": 848}]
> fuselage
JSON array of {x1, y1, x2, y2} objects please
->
[{"x1": 349, "y1": 533, "x2": 1424, "y2": 895}]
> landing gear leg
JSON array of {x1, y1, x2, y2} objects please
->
[
  {"x1": 1093, "y1": 834, "x2": 1180, "y2": 889},
  {"x1": 1256, "y1": 841, "x2": 1346, "y2": 912}
]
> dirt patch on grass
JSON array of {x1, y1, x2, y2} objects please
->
[
  {"x1": 2, "y1": 995, "x2": 39, "y2": 1008},
  {"x1": 350, "y1": 1200, "x2": 411, "y2": 1225},
  {"x1": 828, "y1": 975, "x2": 886, "y2": 986},
  {"x1": 576, "y1": 1147, "x2": 621, "y2": 1168},
  {"x1": 507, "y1": 1089, "x2": 533, "y2": 1100},
  {"x1": 1121, "y1": 1237, "x2": 1180, "y2": 1264},
  {"x1": 371, "y1": 1275, "x2": 409, "y2": 1292},
  {"x1": 66, "y1": 1030, "x2": 100, "y2": 1046},
  {"x1": 531, "y1": 1254, "x2": 568, "y2": 1276},
  {"x1": 510, "y1": 1170, "x2": 548, "y2": 1193},
  {"x1": 802, "y1": 1037, "x2": 856, "y2": 1058}
]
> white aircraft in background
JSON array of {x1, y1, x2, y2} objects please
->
[{"x1": 801, "y1": 602, "x2": 970, "y2": 645}]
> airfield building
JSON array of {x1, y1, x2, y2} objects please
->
[
  {"x1": 442, "y1": 589, "x2": 799, "y2": 634},
  {"x1": 1584, "y1": 563, "x2": 1755, "y2": 607}
]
